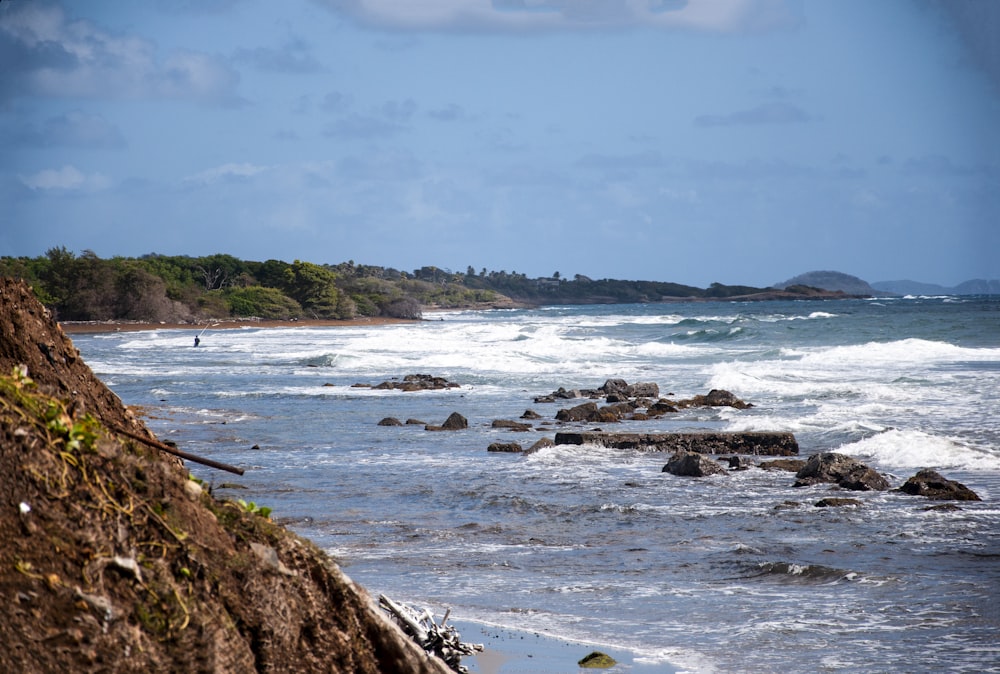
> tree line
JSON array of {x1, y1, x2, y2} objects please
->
[{"x1": 0, "y1": 249, "x2": 784, "y2": 323}]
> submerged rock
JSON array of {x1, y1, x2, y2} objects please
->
[
  {"x1": 525, "y1": 437, "x2": 556, "y2": 454},
  {"x1": 377, "y1": 417, "x2": 403, "y2": 426},
  {"x1": 492, "y1": 419, "x2": 532, "y2": 431},
  {"x1": 815, "y1": 497, "x2": 863, "y2": 508},
  {"x1": 896, "y1": 469, "x2": 981, "y2": 501},
  {"x1": 487, "y1": 442, "x2": 523, "y2": 453}
]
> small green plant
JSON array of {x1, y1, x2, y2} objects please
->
[
  {"x1": 46, "y1": 410, "x2": 100, "y2": 453},
  {"x1": 236, "y1": 499, "x2": 272, "y2": 519}
]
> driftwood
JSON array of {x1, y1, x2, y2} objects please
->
[
  {"x1": 555, "y1": 431, "x2": 799, "y2": 456},
  {"x1": 110, "y1": 423, "x2": 245, "y2": 475},
  {"x1": 378, "y1": 595, "x2": 483, "y2": 673}
]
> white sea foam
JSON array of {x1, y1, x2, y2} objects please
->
[{"x1": 837, "y1": 429, "x2": 1000, "y2": 471}]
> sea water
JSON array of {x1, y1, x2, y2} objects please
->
[{"x1": 73, "y1": 297, "x2": 1000, "y2": 673}]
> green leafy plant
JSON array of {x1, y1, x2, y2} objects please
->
[{"x1": 236, "y1": 499, "x2": 272, "y2": 519}]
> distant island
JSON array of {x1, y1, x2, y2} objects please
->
[
  {"x1": 776, "y1": 270, "x2": 1000, "y2": 297},
  {"x1": 1, "y1": 249, "x2": 992, "y2": 326}
]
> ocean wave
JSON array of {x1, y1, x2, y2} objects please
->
[{"x1": 836, "y1": 429, "x2": 1000, "y2": 472}]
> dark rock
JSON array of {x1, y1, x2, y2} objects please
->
[
  {"x1": 773, "y1": 501, "x2": 802, "y2": 510},
  {"x1": 647, "y1": 400, "x2": 679, "y2": 416},
  {"x1": 663, "y1": 451, "x2": 727, "y2": 477},
  {"x1": 815, "y1": 497, "x2": 863, "y2": 508},
  {"x1": 600, "y1": 379, "x2": 629, "y2": 395},
  {"x1": 605, "y1": 392, "x2": 628, "y2": 403},
  {"x1": 377, "y1": 417, "x2": 403, "y2": 427},
  {"x1": 405, "y1": 418, "x2": 426, "y2": 425},
  {"x1": 487, "y1": 442, "x2": 523, "y2": 453},
  {"x1": 625, "y1": 382, "x2": 659, "y2": 398},
  {"x1": 599, "y1": 402, "x2": 636, "y2": 420},
  {"x1": 555, "y1": 401, "x2": 599, "y2": 422},
  {"x1": 491, "y1": 419, "x2": 532, "y2": 432},
  {"x1": 923, "y1": 503, "x2": 962, "y2": 512},
  {"x1": 676, "y1": 389, "x2": 753, "y2": 409},
  {"x1": 520, "y1": 409, "x2": 542, "y2": 420},
  {"x1": 794, "y1": 453, "x2": 889, "y2": 491},
  {"x1": 371, "y1": 374, "x2": 460, "y2": 391},
  {"x1": 556, "y1": 431, "x2": 799, "y2": 456},
  {"x1": 895, "y1": 469, "x2": 981, "y2": 501},
  {"x1": 759, "y1": 459, "x2": 807, "y2": 472},
  {"x1": 727, "y1": 455, "x2": 751, "y2": 471},
  {"x1": 426, "y1": 412, "x2": 468, "y2": 431},
  {"x1": 525, "y1": 437, "x2": 555, "y2": 454}
]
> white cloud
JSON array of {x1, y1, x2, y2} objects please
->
[
  {"x1": 0, "y1": 3, "x2": 241, "y2": 105},
  {"x1": 184, "y1": 162, "x2": 269, "y2": 185},
  {"x1": 316, "y1": 0, "x2": 801, "y2": 32},
  {"x1": 20, "y1": 165, "x2": 112, "y2": 191}
]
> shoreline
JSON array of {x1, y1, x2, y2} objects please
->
[
  {"x1": 59, "y1": 316, "x2": 419, "y2": 335},
  {"x1": 452, "y1": 620, "x2": 681, "y2": 674}
]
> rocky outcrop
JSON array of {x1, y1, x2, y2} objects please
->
[
  {"x1": 663, "y1": 452, "x2": 727, "y2": 477},
  {"x1": 492, "y1": 419, "x2": 532, "y2": 431},
  {"x1": 895, "y1": 469, "x2": 981, "y2": 501},
  {"x1": 794, "y1": 453, "x2": 889, "y2": 491},
  {"x1": 555, "y1": 431, "x2": 799, "y2": 456},
  {"x1": 0, "y1": 279, "x2": 451, "y2": 674},
  {"x1": 356, "y1": 374, "x2": 461, "y2": 391},
  {"x1": 378, "y1": 417, "x2": 404, "y2": 426},
  {"x1": 675, "y1": 389, "x2": 753, "y2": 410}
]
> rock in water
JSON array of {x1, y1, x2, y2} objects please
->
[
  {"x1": 663, "y1": 451, "x2": 727, "y2": 477},
  {"x1": 794, "y1": 452, "x2": 889, "y2": 491},
  {"x1": 896, "y1": 469, "x2": 981, "y2": 501}
]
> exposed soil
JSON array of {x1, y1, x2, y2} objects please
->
[{"x1": 0, "y1": 278, "x2": 450, "y2": 673}]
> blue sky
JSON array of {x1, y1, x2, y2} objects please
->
[{"x1": 2, "y1": 0, "x2": 998, "y2": 288}]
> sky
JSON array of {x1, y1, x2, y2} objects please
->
[{"x1": 2, "y1": 0, "x2": 998, "y2": 288}]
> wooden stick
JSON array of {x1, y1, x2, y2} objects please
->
[{"x1": 110, "y1": 423, "x2": 245, "y2": 475}]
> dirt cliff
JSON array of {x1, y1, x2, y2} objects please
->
[{"x1": 0, "y1": 278, "x2": 450, "y2": 673}]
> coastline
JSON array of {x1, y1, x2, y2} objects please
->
[
  {"x1": 453, "y1": 621, "x2": 681, "y2": 674},
  {"x1": 59, "y1": 316, "x2": 418, "y2": 334},
  {"x1": 58, "y1": 291, "x2": 866, "y2": 335}
]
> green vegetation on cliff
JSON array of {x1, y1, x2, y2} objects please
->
[{"x1": 0, "y1": 249, "x2": 846, "y2": 323}]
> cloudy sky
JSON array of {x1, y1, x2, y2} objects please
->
[{"x1": 2, "y1": 0, "x2": 998, "y2": 287}]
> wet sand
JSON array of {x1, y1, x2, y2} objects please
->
[{"x1": 454, "y1": 621, "x2": 681, "y2": 674}]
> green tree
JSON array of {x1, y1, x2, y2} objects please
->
[
  {"x1": 226, "y1": 286, "x2": 302, "y2": 319},
  {"x1": 283, "y1": 260, "x2": 339, "y2": 318}
]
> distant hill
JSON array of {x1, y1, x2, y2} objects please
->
[
  {"x1": 775, "y1": 271, "x2": 877, "y2": 296},
  {"x1": 872, "y1": 279, "x2": 1000, "y2": 295}
]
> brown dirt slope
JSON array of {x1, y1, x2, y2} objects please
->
[{"x1": 0, "y1": 278, "x2": 450, "y2": 674}]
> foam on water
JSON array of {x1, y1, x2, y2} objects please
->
[{"x1": 837, "y1": 429, "x2": 1000, "y2": 471}]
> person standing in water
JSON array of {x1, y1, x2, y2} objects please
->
[{"x1": 194, "y1": 336, "x2": 200, "y2": 347}]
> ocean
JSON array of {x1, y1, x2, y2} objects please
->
[{"x1": 73, "y1": 297, "x2": 1000, "y2": 673}]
